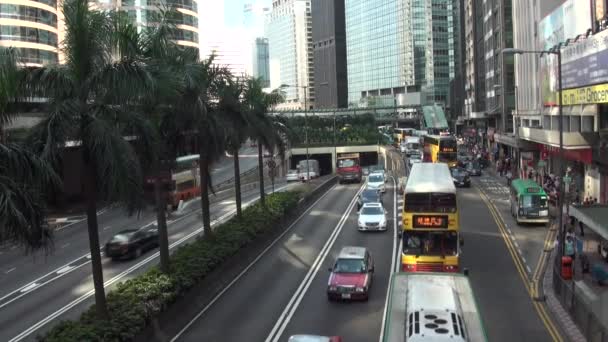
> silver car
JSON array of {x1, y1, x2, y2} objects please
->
[
  {"x1": 357, "y1": 202, "x2": 388, "y2": 231},
  {"x1": 286, "y1": 169, "x2": 299, "y2": 182}
]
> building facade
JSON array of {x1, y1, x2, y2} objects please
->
[
  {"x1": 463, "y1": 0, "x2": 486, "y2": 119},
  {"x1": 0, "y1": 0, "x2": 60, "y2": 65},
  {"x1": 252, "y1": 37, "x2": 270, "y2": 87},
  {"x1": 311, "y1": 0, "x2": 347, "y2": 108},
  {"x1": 345, "y1": 0, "x2": 458, "y2": 111},
  {"x1": 266, "y1": 0, "x2": 314, "y2": 110}
]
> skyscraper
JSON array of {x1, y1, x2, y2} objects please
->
[
  {"x1": 266, "y1": 0, "x2": 314, "y2": 110},
  {"x1": 94, "y1": 0, "x2": 199, "y2": 52},
  {"x1": 0, "y1": 0, "x2": 60, "y2": 65},
  {"x1": 252, "y1": 38, "x2": 270, "y2": 87},
  {"x1": 345, "y1": 0, "x2": 458, "y2": 108},
  {"x1": 464, "y1": 0, "x2": 486, "y2": 116},
  {"x1": 311, "y1": 0, "x2": 347, "y2": 108}
]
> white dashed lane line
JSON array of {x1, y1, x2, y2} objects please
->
[{"x1": 5, "y1": 267, "x2": 16, "y2": 274}]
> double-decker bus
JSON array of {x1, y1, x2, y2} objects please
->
[
  {"x1": 423, "y1": 134, "x2": 458, "y2": 168},
  {"x1": 144, "y1": 154, "x2": 201, "y2": 208},
  {"x1": 401, "y1": 163, "x2": 461, "y2": 272},
  {"x1": 393, "y1": 127, "x2": 415, "y2": 145},
  {"x1": 381, "y1": 272, "x2": 487, "y2": 342},
  {"x1": 509, "y1": 179, "x2": 550, "y2": 224}
]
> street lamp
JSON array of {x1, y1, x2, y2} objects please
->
[
  {"x1": 502, "y1": 46, "x2": 566, "y2": 261},
  {"x1": 281, "y1": 83, "x2": 312, "y2": 182}
]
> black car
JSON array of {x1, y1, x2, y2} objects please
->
[
  {"x1": 465, "y1": 161, "x2": 482, "y2": 176},
  {"x1": 357, "y1": 189, "x2": 383, "y2": 210},
  {"x1": 451, "y1": 168, "x2": 471, "y2": 187},
  {"x1": 105, "y1": 228, "x2": 159, "y2": 260}
]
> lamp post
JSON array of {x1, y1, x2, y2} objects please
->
[{"x1": 502, "y1": 47, "x2": 565, "y2": 261}]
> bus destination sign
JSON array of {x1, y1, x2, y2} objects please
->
[
  {"x1": 526, "y1": 187, "x2": 541, "y2": 193},
  {"x1": 413, "y1": 215, "x2": 449, "y2": 228},
  {"x1": 440, "y1": 147, "x2": 456, "y2": 152}
]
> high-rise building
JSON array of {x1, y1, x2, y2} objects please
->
[
  {"x1": 482, "y1": 0, "x2": 514, "y2": 134},
  {"x1": 449, "y1": 0, "x2": 466, "y2": 123},
  {"x1": 266, "y1": 0, "x2": 314, "y2": 110},
  {"x1": 311, "y1": 0, "x2": 347, "y2": 108},
  {"x1": 0, "y1": 0, "x2": 60, "y2": 66},
  {"x1": 463, "y1": 0, "x2": 486, "y2": 117},
  {"x1": 252, "y1": 38, "x2": 270, "y2": 87},
  {"x1": 345, "y1": 0, "x2": 458, "y2": 109},
  {"x1": 94, "y1": 0, "x2": 199, "y2": 53}
]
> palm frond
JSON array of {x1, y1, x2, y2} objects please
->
[
  {"x1": 0, "y1": 47, "x2": 26, "y2": 124},
  {"x1": 82, "y1": 117, "x2": 144, "y2": 214},
  {"x1": 0, "y1": 143, "x2": 61, "y2": 253}
]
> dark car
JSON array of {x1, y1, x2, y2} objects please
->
[
  {"x1": 105, "y1": 228, "x2": 159, "y2": 260},
  {"x1": 465, "y1": 161, "x2": 482, "y2": 176},
  {"x1": 327, "y1": 246, "x2": 374, "y2": 301},
  {"x1": 451, "y1": 167, "x2": 471, "y2": 187},
  {"x1": 357, "y1": 189, "x2": 383, "y2": 210}
]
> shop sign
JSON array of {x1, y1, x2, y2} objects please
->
[
  {"x1": 561, "y1": 83, "x2": 608, "y2": 105},
  {"x1": 539, "y1": 144, "x2": 593, "y2": 164}
]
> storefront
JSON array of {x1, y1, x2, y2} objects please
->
[{"x1": 538, "y1": 144, "x2": 593, "y2": 198}]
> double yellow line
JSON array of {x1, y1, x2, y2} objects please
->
[{"x1": 476, "y1": 187, "x2": 563, "y2": 342}]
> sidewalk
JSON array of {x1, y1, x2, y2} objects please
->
[{"x1": 477, "y1": 165, "x2": 587, "y2": 342}]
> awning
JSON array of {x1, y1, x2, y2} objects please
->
[
  {"x1": 568, "y1": 205, "x2": 608, "y2": 241},
  {"x1": 582, "y1": 104, "x2": 598, "y2": 116},
  {"x1": 550, "y1": 106, "x2": 559, "y2": 116},
  {"x1": 570, "y1": 105, "x2": 583, "y2": 116},
  {"x1": 542, "y1": 107, "x2": 552, "y2": 115}
]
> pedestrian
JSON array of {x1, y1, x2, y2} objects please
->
[
  {"x1": 579, "y1": 220, "x2": 585, "y2": 237},
  {"x1": 506, "y1": 169, "x2": 513, "y2": 185},
  {"x1": 565, "y1": 235, "x2": 576, "y2": 261}
]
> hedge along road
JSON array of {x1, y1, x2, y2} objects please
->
[
  {"x1": 169, "y1": 181, "x2": 374, "y2": 342},
  {"x1": 0, "y1": 146, "x2": 260, "y2": 301},
  {"x1": 1, "y1": 181, "x2": 297, "y2": 342}
]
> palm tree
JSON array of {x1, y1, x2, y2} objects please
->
[
  {"x1": 172, "y1": 53, "x2": 227, "y2": 236},
  {"x1": 217, "y1": 77, "x2": 247, "y2": 218},
  {"x1": 24, "y1": 0, "x2": 157, "y2": 319},
  {"x1": 0, "y1": 48, "x2": 60, "y2": 253},
  {"x1": 243, "y1": 78, "x2": 285, "y2": 205}
]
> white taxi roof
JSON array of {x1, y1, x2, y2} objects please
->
[
  {"x1": 288, "y1": 335, "x2": 331, "y2": 342},
  {"x1": 361, "y1": 202, "x2": 383, "y2": 208}
]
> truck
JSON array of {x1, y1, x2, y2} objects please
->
[
  {"x1": 336, "y1": 153, "x2": 362, "y2": 184},
  {"x1": 404, "y1": 136, "x2": 422, "y2": 157},
  {"x1": 297, "y1": 159, "x2": 320, "y2": 180}
]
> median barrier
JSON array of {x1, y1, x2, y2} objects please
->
[{"x1": 134, "y1": 175, "x2": 337, "y2": 342}]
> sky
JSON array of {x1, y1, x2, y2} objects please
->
[{"x1": 223, "y1": 0, "x2": 271, "y2": 29}]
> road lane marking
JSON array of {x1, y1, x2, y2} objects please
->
[
  {"x1": 477, "y1": 187, "x2": 562, "y2": 342},
  {"x1": 19, "y1": 283, "x2": 39, "y2": 293},
  {"x1": 56, "y1": 266, "x2": 74, "y2": 275},
  {"x1": 9, "y1": 179, "x2": 306, "y2": 342},
  {"x1": 102, "y1": 226, "x2": 111, "y2": 231},
  {"x1": 5, "y1": 267, "x2": 16, "y2": 274},
  {"x1": 379, "y1": 177, "x2": 399, "y2": 342},
  {"x1": 170, "y1": 181, "x2": 340, "y2": 342},
  {"x1": 265, "y1": 184, "x2": 365, "y2": 342},
  {"x1": 60, "y1": 243, "x2": 70, "y2": 249}
]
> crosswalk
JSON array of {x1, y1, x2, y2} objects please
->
[{"x1": 478, "y1": 177, "x2": 510, "y2": 200}]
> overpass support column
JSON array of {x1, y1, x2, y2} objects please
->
[{"x1": 332, "y1": 150, "x2": 337, "y2": 174}]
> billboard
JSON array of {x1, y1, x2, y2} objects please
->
[
  {"x1": 539, "y1": 0, "x2": 593, "y2": 106},
  {"x1": 561, "y1": 28, "x2": 608, "y2": 90}
]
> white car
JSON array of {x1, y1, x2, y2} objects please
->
[
  {"x1": 399, "y1": 143, "x2": 407, "y2": 153},
  {"x1": 366, "y1": 172, "x2": 386, "y2": 193},
  {"x1": 409, "y1": 154, "x2": 422, "y2": 166},
  {"x1": 286, "y1": 169, "x2": 299, "y2": 182},
  {"x1": 298, "y1": 170, "x2": 317, "y2": 181},
  {"x1": 358, "y1": 202, "x2": 388, "y2": 231}
]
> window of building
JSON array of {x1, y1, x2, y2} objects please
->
[
  {"x1": 551, "y1": 116, "x2": 559, "y2": 131},
  {"x1": 570, "y1": 116, "x2": 581, "y2": 132},
  {"x1": 599, "y1": 104, "x2": 608, "y2": 130},
  {"x1": 582, "y1": 116, "x2": 595, "y2": 132}
]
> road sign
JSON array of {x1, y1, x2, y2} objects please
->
[{"x1": 563, "y1": 175, "x2": 572, "y2": 184}]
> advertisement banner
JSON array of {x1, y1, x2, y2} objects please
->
[
  {"x1": 562, "y1": 83, "x2": 608, "y2": 105},
  {"x1": 539, "y1": 0, "x2": 593, "y2": 106},
  {"x1": 561, "y1": 28, "x2": 608, "y2": 89}
]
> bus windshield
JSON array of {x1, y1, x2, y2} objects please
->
[
  {"x1": 404, "y1": 193, "x2": 457, "y2": 213},
  {"x1": 522, "y1": 195, "x2": 548, "y2": 208},
  {"x1": 402, "y1": 231, "x2": 458, "y2": 256}
]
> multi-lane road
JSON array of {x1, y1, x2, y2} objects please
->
[
  {"x1": 163, "y1": 153, "x2": 559, "y2": 342},
  {"x1": 0, "y1": 147, "x2": 264, "y2": 341},
  {"x1": 0, "y1": 146, "x2": 562, "y2": 341}
]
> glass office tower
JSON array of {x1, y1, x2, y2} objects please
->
[{"x1": 345, "y1": 0, "x2": 457, "y2": 107}]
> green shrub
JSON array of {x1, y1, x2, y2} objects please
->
[{"x1": 39, "y1": 191, "x2": 301, "y2": 342}]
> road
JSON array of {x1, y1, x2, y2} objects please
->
[
  {"x1": 167, "y1": 150, "x2": 558, "y2": 342},
  {"x1": 0, "y1": 146, "x2": 264, "y2": 341},
  {"x1": 170, "y1": 178, "x2": 398, "y2": 342}
]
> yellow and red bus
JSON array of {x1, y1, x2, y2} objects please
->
[
  {"x1": 422, "y1": 134, "x2": 458, "y2": 168},
  {"x1": 401, "y1": 163, "x2": 461, "y2": 272},
  {"x1": 144, "y1": 154, "x2": 201, "y2": 208}
]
